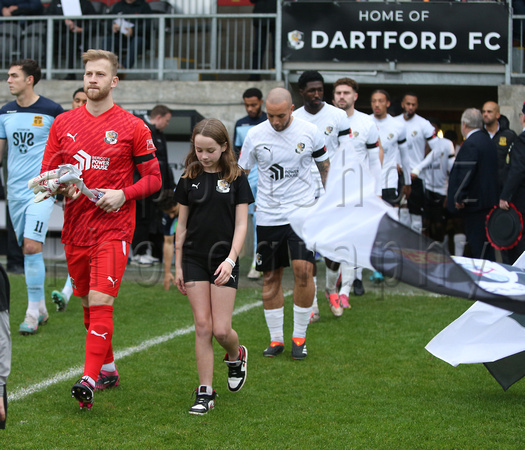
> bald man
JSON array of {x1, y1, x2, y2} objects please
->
[
  {"x1": 238, "y1": 87, "x2": 329, "y2": 360},
  {"x1": 482, "y1": 101, "x2": 517, "y2": 192}
]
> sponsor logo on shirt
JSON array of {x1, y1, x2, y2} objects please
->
[
  {"x1": 104, "y1": 130, "x2": 118, "y2": 145},
  {"x1": 269, "y1": 164, "x2": 299, "y2": 181},
  {"x1": 73, "y1": 150, "x2": 110, "y2": 171},
  {"x1": 32, "y1": 116, "x2": 43, "y2": 127},
  {"x1": 216, "y1": 179, "x2": 230, "y2": 193}
]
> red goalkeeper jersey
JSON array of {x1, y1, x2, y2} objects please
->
[{"x1": 42, "y1": 104, "x2": 159, "y2": 246}]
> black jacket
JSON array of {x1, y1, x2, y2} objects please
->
[{"x1": 448, "y1": 129, "x2": 499, "y2": 213}]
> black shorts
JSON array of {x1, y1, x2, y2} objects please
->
[
  {"x1": 182, "y1": 254, "x2": 239, "y2": 289},
  {"x1": 382, "y1": 188, "x2": 400, "y2": 207},
  {"x1": 423, "y1": 190, "x2": 446, "y2": 223},
  {"x1": 407, "y1": 177, "x2": 425, "y2": 215},
  {"x1": 256, "y1": 224, "x2": 315, "y2": 272}
]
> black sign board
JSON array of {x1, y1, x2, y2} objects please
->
[{"x1": 282, "y1": 1, "x2": 508, "y2": 64}]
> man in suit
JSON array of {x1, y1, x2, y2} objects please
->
[
  {"x1": 499, "y1": 102, "x2": 525, "y2": 264},
  {"x1": 448, "y1": 108, "x2": 499, "y2": 261}
]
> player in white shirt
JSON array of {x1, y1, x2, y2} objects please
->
[
  {"x1": 293, "y1": 71, "x2": 351, "y2": 320},
  {"x1": 370, "y1": 89, "x2": 412, "y2": 208},
  {"x1": 239, "y1": 88, "x2": 330, "y2": 360},
  {"x1": 395, "y1": 93, "x2": 439, "y2": 234},
  {"x1": 332, "y1": 77, "x2": 381, "y2": 300},
  {"x1": 411, "y1": 118, "x2": 455, "y2": 242}
]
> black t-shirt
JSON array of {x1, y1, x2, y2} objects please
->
[{"x1": 175, "y1": 171, "x2": 254, "y2": 259}]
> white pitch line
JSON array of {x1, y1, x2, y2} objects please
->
[{"x1": 9, "y1": 300, "x2": 263, "y2": 402}]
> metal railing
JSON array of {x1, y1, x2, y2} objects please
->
[{"x1": 0, "y1": 12, "x2": 281, "y2": 81}]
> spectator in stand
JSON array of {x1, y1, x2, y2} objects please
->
[
  {"x1": 0, "y1": 0, "x2": 42, "y2": 16},
  {"x1": 102, "y1": 0, "x2": 152, "y2": 70},
  {"x1": 249, "y1": 0, "x2": 276, "y2": 81},
  {"x1": 481, "y1": 101, "x2": 517, "y2": 193},
  {"x1": 46, "y1": 0, "x2": 97, "y2": 80}
]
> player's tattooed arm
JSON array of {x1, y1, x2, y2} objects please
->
[{"x1": 316, "y1": 158, "x2": 330, "y2": 188}]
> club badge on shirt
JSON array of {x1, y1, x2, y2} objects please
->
[
  {"x1": 216, "y1": 179, "x2": 230, "y2": 193},
  {"x1": 104, "y1": 130, "x2": 118, "y2": 145},
  {"x1": 296, "y1": 142, "x2": 305, "y2": 154}
]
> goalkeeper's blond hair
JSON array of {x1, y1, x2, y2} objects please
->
[{"x1": 82, "y1": 49, "x2": 119, "y2": 77}]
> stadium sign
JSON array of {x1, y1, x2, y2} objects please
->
[{"x1": 282, "y1": 1, "x2": 508, "y2": 64}]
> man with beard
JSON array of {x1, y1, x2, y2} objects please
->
[
  {"x1": 40, "y1": 49, "x2": 161, "y2": 409},
  {"x1": 0, "y1": 59, "x2": 64, "y2": 335},
  {"x1": 332, "y1": 77, "x2": 382, "y2": 292},
  {"x1": 482, "y1": 101, "x2": 517, "y2": 193},
  {"x1": 234, "y1": 88, "x2": 267, "y2": 279},
  {"x1": 293, "y1": 71, "x2": 350, "y2": 318},
  {"x1": 239, "y1": 87, "x2": 329, "y2": 360},
  {"x1": 395, "y1": 93, "x2": 439, "y2": 235}
]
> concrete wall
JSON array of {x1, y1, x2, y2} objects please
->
[
  {"x1": 498, "y1": 85, "x2": 525, "y2": 133},
  {"x1": 1, "y1": 80, "x2": 284, "y2": 137}
]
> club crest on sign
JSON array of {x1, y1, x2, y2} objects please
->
[
  {"x1": 216, "y1": 179, "x2": 230, "y2": 193},
  {"x1": 296, "y1": 142, "x2": 306, "y2": 154},
  {"x1": 288, "y1": 30, "x2": 304, "y2": 50},
  {"x1": 105, "y1": 130, "x2": 118, "y2": 145}
]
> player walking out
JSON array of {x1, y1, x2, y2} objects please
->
[
  {"x1": 0, "y1": 59, "x2": 64, "y2": 335},
  {"x1": 40, "y1": 50, "x2": 161, "y2": 409},
  {"x1": 174, "y1": 119, "x2": 252, "y2": 415}
]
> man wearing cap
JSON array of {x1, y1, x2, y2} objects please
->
[
  {"x1": 498, "y1": 102, "x2": 525, "y2": 264},
  {"x1": 448, "y1": 108, "x2": 498, "y2": 261}
]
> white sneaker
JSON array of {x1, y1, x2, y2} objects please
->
[{"x1": 247, "y1": 267, "x2": 261, "y2": 279}]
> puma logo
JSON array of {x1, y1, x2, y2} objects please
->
[
  {"x1": 263, "y1": 146, "x2": 271, "y2": 152},
  {"x1": 192, "y1": 183, "x2": 201, "y2": 189},
  {"x1": 90, "y1": 330, "x2": 108, "y2": 340},
  {"x1": 107, "y1": 276, "x2": 117, "y2": 287},
  {"x1": 67, "y1": 132, "x2": 78, "y2": 142},
  {"x1": 230, "y1": 274, "x2": 236, "y2": 282}
]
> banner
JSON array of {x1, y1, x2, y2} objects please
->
[{"x1": 282, "y1": 1, "x2": 508, "y2": 64}]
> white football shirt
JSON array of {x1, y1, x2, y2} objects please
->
[
  {"x1": 412, "y1": 137, "x2": 455, "y2": 195},
  {"x1": 347, "y1": 109, "x2": 381, "y2": 194},
  {"x1": 372, "y1": 114, "x2": 411, "y2": 190},
  {"x1": 293, "y1": 102, "x2": 349, "y2": 160},
  {"x1": 239, "y1": 117, "x2": 327, "y2": 226}
]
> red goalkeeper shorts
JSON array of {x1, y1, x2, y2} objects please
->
[{"x1": 65, "y1": 240, "x2": 130, "y2": 298}]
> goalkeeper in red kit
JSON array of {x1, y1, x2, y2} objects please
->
[{"x1": 40, "y1": 49, "x2": 161, "y2": 410}]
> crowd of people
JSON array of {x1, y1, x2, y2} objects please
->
[{"x1": 2, "y1": 52, "x2": 525, "y2": 425}]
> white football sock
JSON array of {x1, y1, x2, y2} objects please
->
[
  {"x1": 454, "y1": 234, "x2": 466, "y2": 256},
  {"x1": 325, "y1": 266, "x2": 339, "y2": 294},
  {"x1": 293, "y1": 304, "x2": 312, "y2": 339},
  {"x1": 264, "y1": 307, "x2": 284, "y2": 343},
  {"x1": 312, "y1": 276, "x2": 318, "y2": 309},
  {"x1": 101, "y1": 362, "x2": 116, "y2": 372}
]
